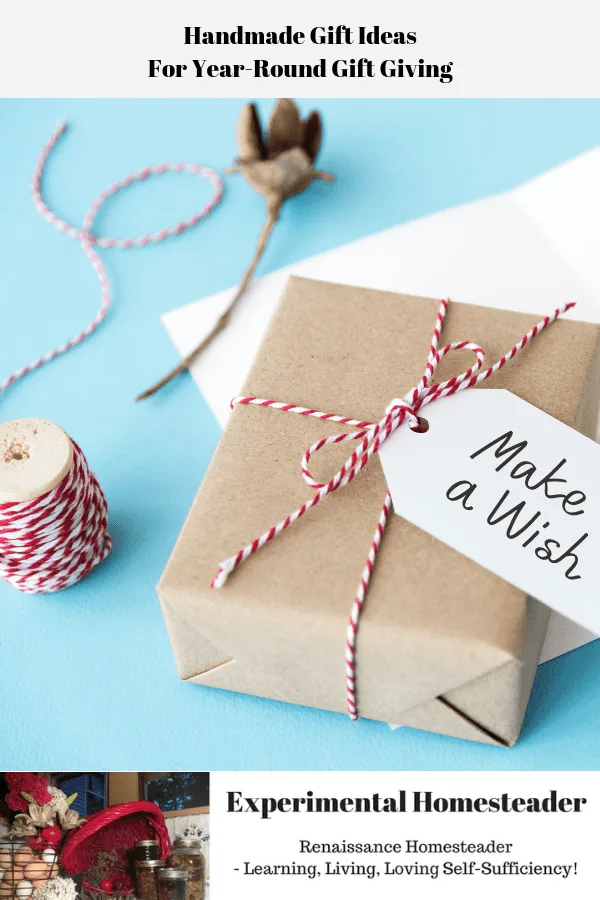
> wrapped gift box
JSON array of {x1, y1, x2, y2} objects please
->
[{"x1": 158, "y1": 277, "x2": 600, "y2": 746}]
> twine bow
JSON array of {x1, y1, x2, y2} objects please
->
[{"x1": 212, "y1": 297, "x2": 575, "y2": 720}]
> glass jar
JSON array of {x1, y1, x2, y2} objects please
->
[
  {"x1": 134, "y1": 840, "x2": 161, "y2": 861},
  {"x1": 135, "y1": 859, "x2": 167, "y2": 900},
  {"x1": 157, "y1": 868, "x2": 188, "y2": 900},
  {"x1": 168, "y1": 841, "x2": 205, "y2": 900}
]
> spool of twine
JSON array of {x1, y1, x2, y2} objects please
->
[{"x1": 0, "y1": 419, "x2": 111, "y2": 593}]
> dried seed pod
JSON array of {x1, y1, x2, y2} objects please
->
[{"x1": 138, "y1": 98, "x2": 334, "y2": 400}]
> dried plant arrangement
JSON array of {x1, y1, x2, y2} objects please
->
[{"x1": 137, "y1": 98, "x2": 334, "y2": 400}]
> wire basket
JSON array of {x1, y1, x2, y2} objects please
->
[{"x1": 0, "y1": 839, "x2": 60, "y2": 899}]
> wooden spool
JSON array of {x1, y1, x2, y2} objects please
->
[{"x1": 0, "y1": 418, "x2": 73, "y2": 503}]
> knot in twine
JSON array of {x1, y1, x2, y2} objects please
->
[
  {"x1": 0, "y1": 122, "x2": 223, "y2": 593},
  {"x1": 211, "y1": 297, "x2": 574, "y2": 720}
]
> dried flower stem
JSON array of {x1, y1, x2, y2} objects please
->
[
  {"x1": 137, "y1": 99, "x2": 333, "y2": 401},
  {"x1": 136, "y1": 202, "x2": 281, "y2": 401}
]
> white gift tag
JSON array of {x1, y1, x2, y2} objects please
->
[{"x1": 379, "y1": 389, "x2": 600, "y2": 633}]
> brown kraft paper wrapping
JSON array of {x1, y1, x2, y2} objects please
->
[{"x1": 158, "y1": 277, "x2": 600, "y2": 746}]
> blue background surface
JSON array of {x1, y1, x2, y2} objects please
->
[{"x1": 1, "y1": 99, "x2": 599, "y2": 770}]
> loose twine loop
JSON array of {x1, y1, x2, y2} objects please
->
[
  {"x1": 211, "y1": 297, "x2": 575, "y2": 721},
  {"x1": 0, "y1": 122, "x2": 223, "y2": 593}
]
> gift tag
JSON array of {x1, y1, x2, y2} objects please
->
[{"x1": 379, "y1": 389, "x2": 600, "y2": 634}]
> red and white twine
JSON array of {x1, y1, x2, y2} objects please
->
[
  {"x1": 0, "y1": 122, "x2": 223, "y2": 593},
  {"x1": 211, "y1": 297, "x2": 576, "y2": 720},
  {"x1": 0, "y1": 442, "x2": 111, "y2": 594},
  {"x1": 2, "y1": 121, "x2": 222, "y2": 394}
]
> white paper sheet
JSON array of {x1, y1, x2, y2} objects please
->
[{"x1": 162, "y1": 149, "x2": 600, "y2": 665}]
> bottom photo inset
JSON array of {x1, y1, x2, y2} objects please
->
[{"x1": 0, "y1": 774, "x2": 210, "y2": 900}]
